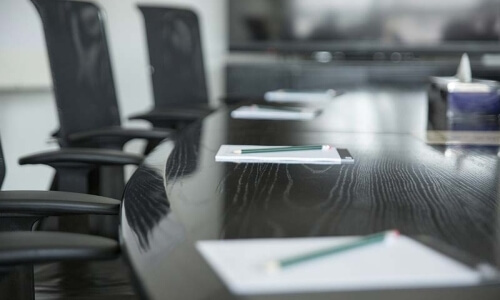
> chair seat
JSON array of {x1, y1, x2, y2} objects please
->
[
  {"x1": 0, "y1": 231, "x2": 119, "y2": 266},
  {"x1": 129, "y1": 105, "x2": 213, "y2": 122},
  {"x1": 0, "y1": 191, "x2": 121, "y2": 216}
]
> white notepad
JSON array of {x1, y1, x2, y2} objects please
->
[
  {"x1": 215, "y1": 145, "x2": 343, "y2": 164},
  {"x1": 196, "y1": 236, "x2": 484, "y2": 295},
  {"x1": 231, "y1": 105, "x2": 320, "y2": 120},
  {"x1": 265, "y1": 89, "x2": 337, "y2": 103}
]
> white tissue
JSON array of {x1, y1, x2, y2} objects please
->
[{"x1": 456, "y1": 53, "x2": 472, "y2": 83}]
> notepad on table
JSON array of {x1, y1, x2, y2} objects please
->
[
  {"x1": 215, "y1": 145, "x2": 353, "y2": 164},
  {"x1": 265, "y1": 89, "x2": 337, "y2": 103},
  {"x1": 231, "y1": 105, "x2": 321, "y2": 120},
  {"x1": 196, "y1": 236, "x2": 494, "y2": 295}
]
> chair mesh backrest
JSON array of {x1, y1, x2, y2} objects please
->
[
  {"x1": 139, "y1": 6, "x2": 208, "y2": 108},
  {"x1": 31, "y1": 0, "x2": 121, "y2": 140},
  {"x1": 0, "y1": 139, "x2": 5, "y2": 189}
]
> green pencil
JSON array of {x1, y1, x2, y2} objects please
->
[
  {"x1": 233, "y1": 145, "x2": 332, "y2": 154},
  {"x1": 251, "y1": 104, "x2": 304, "y2": 112},
  {"x1": 265, "y1": 230, "x2": 400, "y2": 273}
]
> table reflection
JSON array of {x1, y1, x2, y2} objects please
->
[{"x1": 121, "y1": 85, "x2": 500, "y2": 300}]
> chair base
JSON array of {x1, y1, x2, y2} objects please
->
[{"x1": 0, "y1": 265, "x2": 34, "y2": 300}]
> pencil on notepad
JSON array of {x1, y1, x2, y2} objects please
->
[
  {"x1": 251, "y1": 104, "x2": 304, "y2": 112},
  {"x1": 233, "y1": 145, "x2": 332, "y2": 154},
  {"x1": 265, "y1": 230, "x2": 400, "y2": 272}
]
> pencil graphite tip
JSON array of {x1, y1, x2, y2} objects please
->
[{"x1": 264, "y1": 260, "x2": 281, "y2": 273}]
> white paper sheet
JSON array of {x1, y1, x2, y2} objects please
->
[
  {"x1": 196, "y1": 236, "x2": 481, "y2": 295},
  {"x1": 231, "y1": 106, "x2": 320, "y2": 120},
  {"x1": 265, "y1": 89, "x2": 337, "y2": 103},
  {"x1": 215, "y1": 145, "x2": 342, "y2": 164}
]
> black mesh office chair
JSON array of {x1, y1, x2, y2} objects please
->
[
  {"x1": 0, "y1": 139, "x2": 123, "y2": 300},
  {"x1": 31, "y1": 0, "x2": 172, "y2": 149},
  {"x1": 130, "y1": 6, "x2": 214, "y2": 130},
  {"x1": 24, "y1": 0, "x2": 173, "y2": 198}
]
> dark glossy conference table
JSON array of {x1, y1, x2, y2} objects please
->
[{"x1": 120, "y1": 85, "x2": 500, "y2": 300}]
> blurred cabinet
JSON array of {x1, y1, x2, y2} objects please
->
[{"x1": 226, "y1": 60, "x2": 500, "y2": 99}]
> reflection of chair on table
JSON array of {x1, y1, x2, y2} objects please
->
[{"x1": 125, "y1": 124, "x2": 202, "y2": 250}]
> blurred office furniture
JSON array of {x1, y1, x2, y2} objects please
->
[
  {"x1": 226, "y1": 0, "x2": 500, "y2": 100},
  {"x1": 229, "y1": 0, "x2": 500, "y2": 53},
  {"x1": 130, "y1": 6, "x2": 213, "y2": 131},
  {"x1": 0, "y1": 139, "x2": 122, "y2": 300},
  {"x1": 30, "y1": 0, "x2": 172, "y2": 198},
  {"x1": 226, "y1": 60, "x2": 500, "y2": 100}
]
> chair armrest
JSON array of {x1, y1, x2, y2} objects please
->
[
  {"x1": 0, "y1": 231, "x2": 118, "y2": 265},
  {"x1": 221, "y1": 96, "x2": 252, "y2": 104},
  {"x1": 67, "y1": 127, "x2": 173, "y2": 148},
  {"x1": 129, "y1": 107, "x2": 213, "y2": 122},
  {"x1": 19, "y1": 148, "x2": 143, "y2": 168},
  {"x1": 0, "y1": 191, "x2": 120, "y2": 216}
]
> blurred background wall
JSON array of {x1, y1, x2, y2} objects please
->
[{"x1": 0, "y1": 0, "x2": 227, "y2": 190}]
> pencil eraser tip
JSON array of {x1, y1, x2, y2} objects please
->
[{"x1": 384, "y1": 230, "x2": 400, "y2": 246}]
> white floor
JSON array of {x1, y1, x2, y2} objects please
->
[{"x1": 0, "y1": 90, "x2": 58, "y2": 190}]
